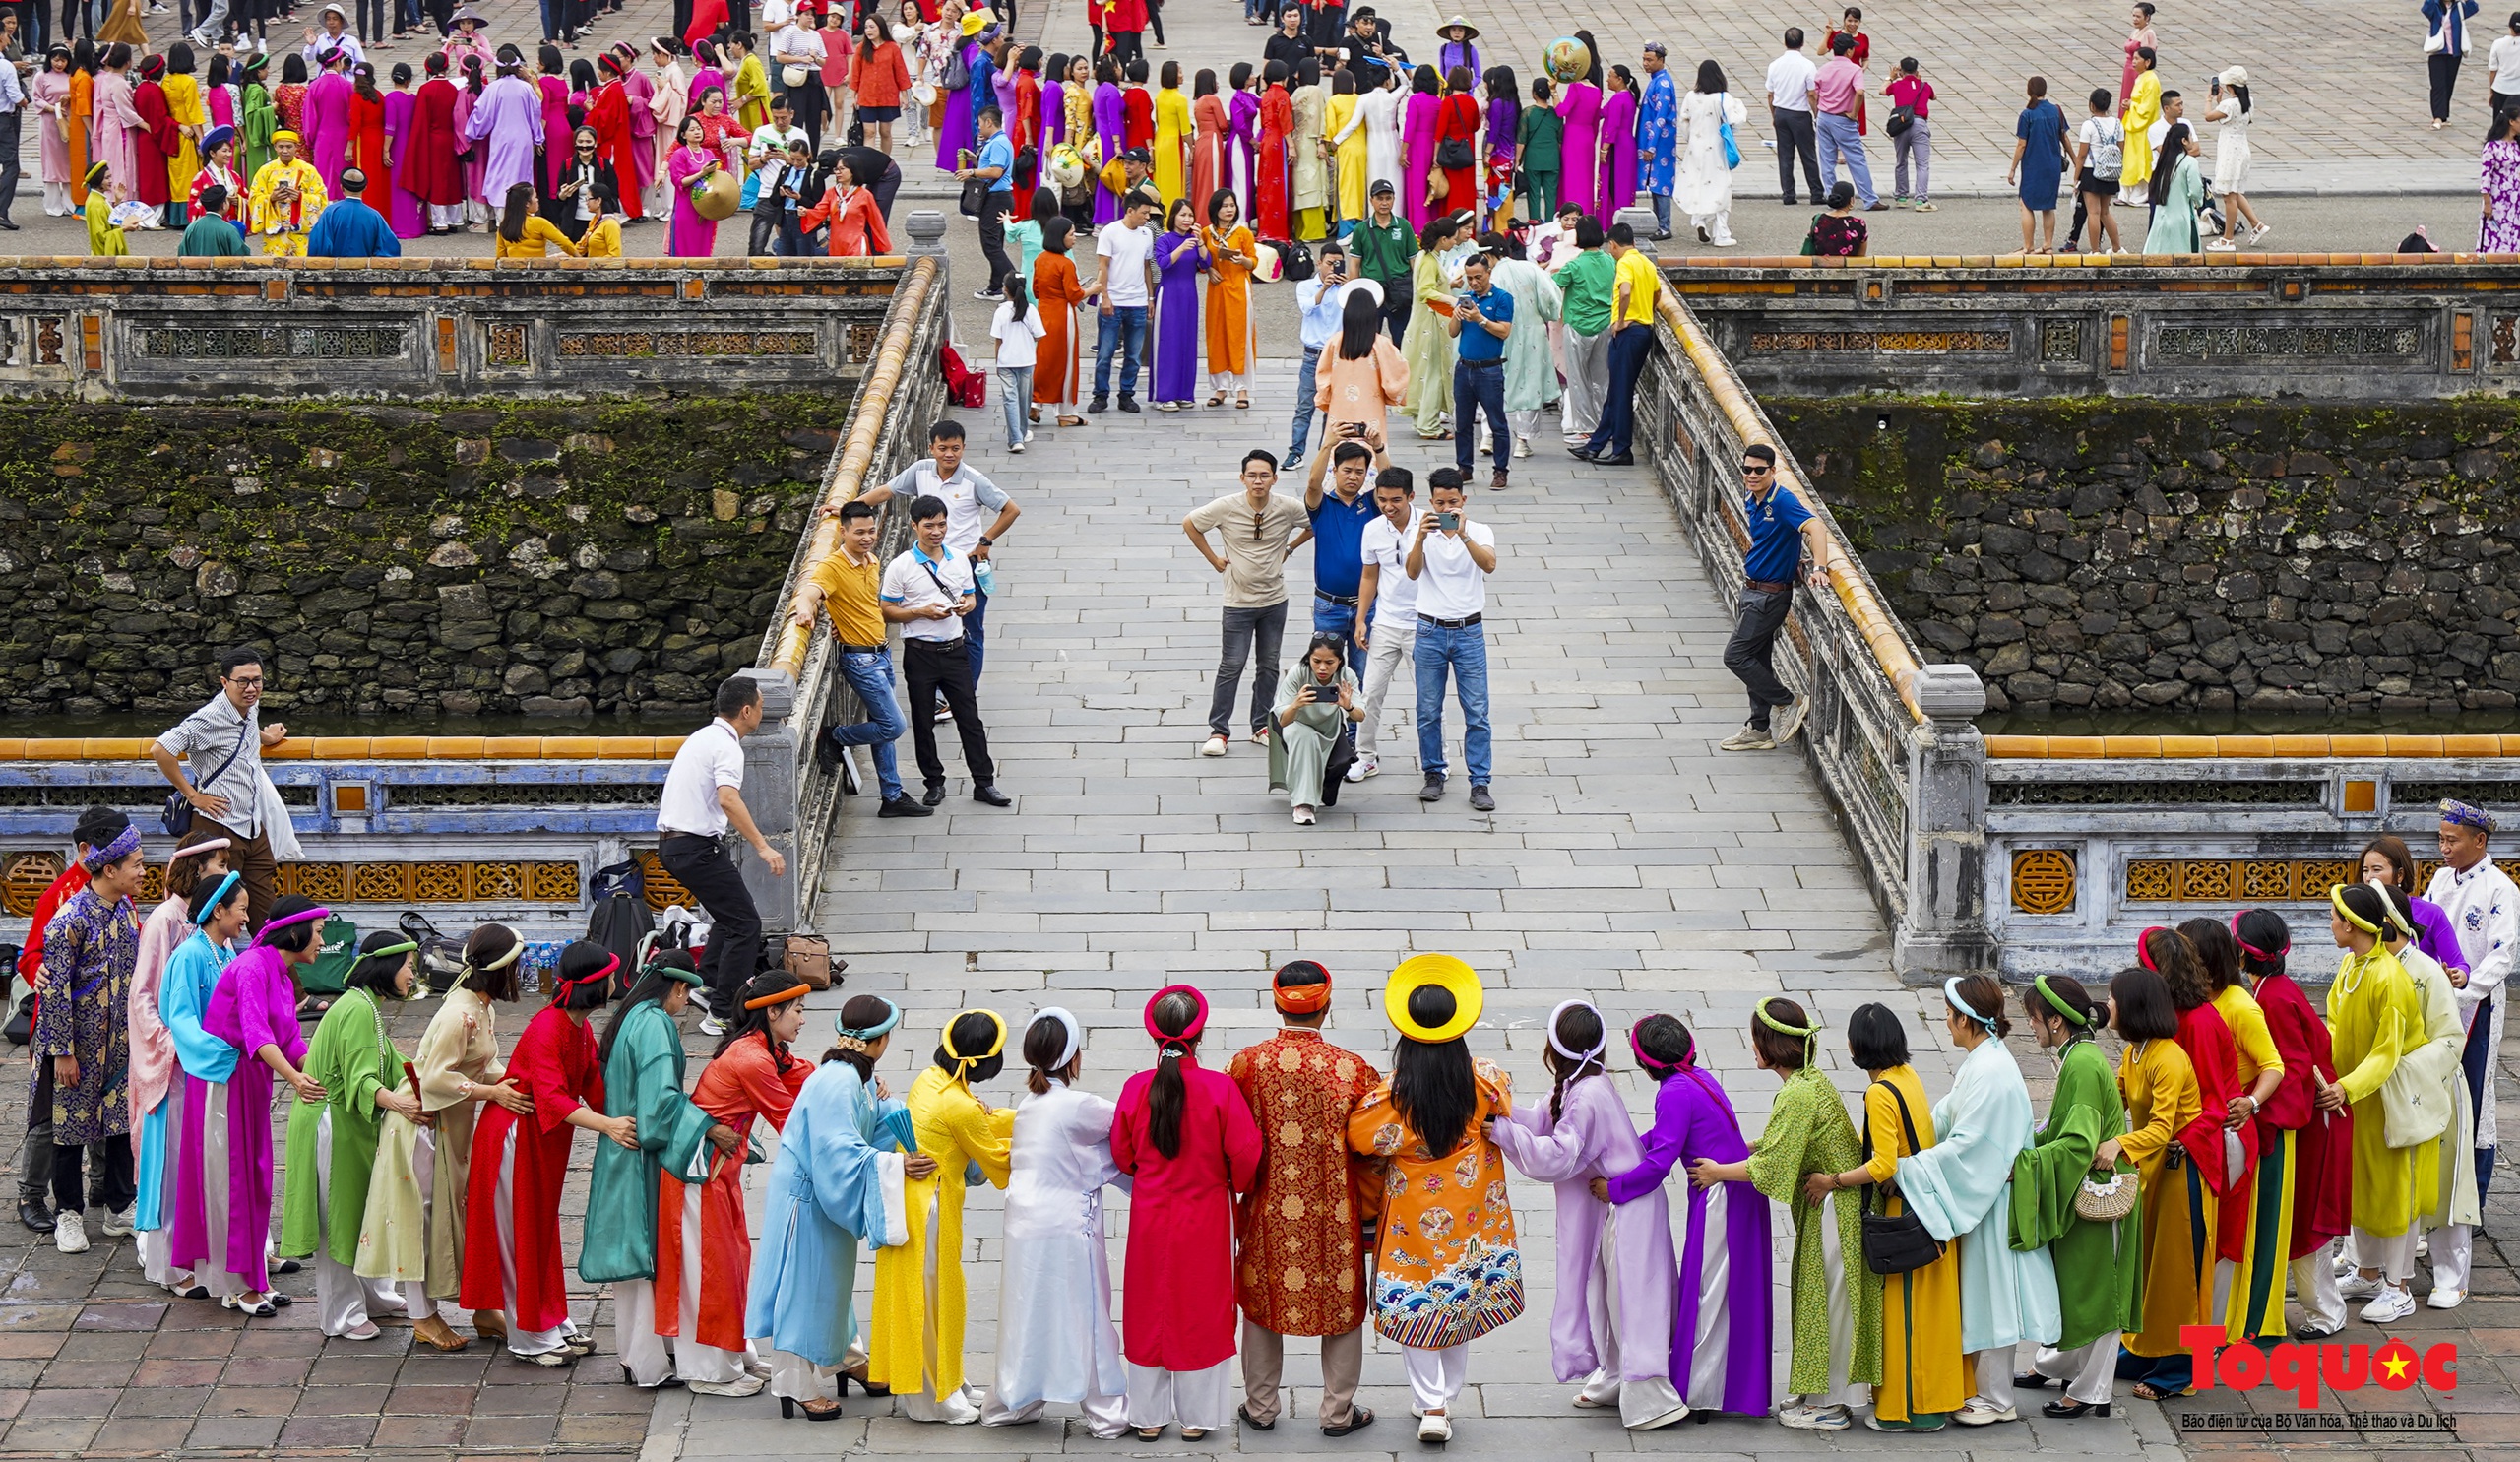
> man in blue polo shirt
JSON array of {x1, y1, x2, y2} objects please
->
[
  {"x1": 959, "y1": 105, "x2": 1019, "y2": 300},
  {"x1": 1445, "y1": 249, "x2": 1515, "y2": 491},
  {"x1": 1721, "y1": 442, "x2": 1835, "y2": 752},
  {"x1": 1303, "y1": 429, "x2": 1387, "y2": 677}
]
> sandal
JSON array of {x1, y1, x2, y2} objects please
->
[
  {"x1": 1206, "y1": 392, "x2": 1225, "y2": 406},
  {"x1": 413, "y1": 1316, "x2": 471, "y2": 1352},
  {"x1": 1235, "y1": 393, "x2": 1249, "y2": 409},
  {"x1": 1057, "y1": 414, "x2": 1086, "y2": 427},
  {"x1": 1136, "y1": 1426, "x2": 1166, "y2": 1440},
  {"x1": 2130, "y1": 1381, "x2": 2183, "y2": 1402}
]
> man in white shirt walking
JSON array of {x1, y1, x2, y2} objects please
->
[
  {"x1": 657, "y1": 676, "x2": 788, "y2": 1033},
  {"x1": 1350, "y1": 465, "x2": 1419, "y2": 782},
  {"x1": 1089, "y1": 188, "x2": 1160, "y2": 413},
  {"x1": 881, "y1": 494, "x2": 1013, "y2": 808},
  {"x1": 2424, "y1": 797, "x2": 2517, "y2": 1309},
  {"x1": 1765, "y1": 28, "x2": 1823, "y2": 206},
  {"x1": 862, "y1": 418, "x2": 1022, "y2": 689},
  {"x1": 1404, "y1": 468, "x2": 1497, "y2": 810}
]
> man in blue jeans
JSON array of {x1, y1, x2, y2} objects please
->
[
  {"x1": 1089, "y1": 188, "x2": 1161, "y2": 413},
  {"x1": 789, "y1": 500, "x2": 930, "y2": 818},
  {"x1": 1285, "y1": 240, "x2": 1350, "y2": 472},
  {"x1": 1404, "y1": 469, "x2": 1497, "y2": 811},
  {"x1": 1303, "y1": 430, "x2": 1385, "y2": 678},
  {"x1": 1446, "y1": 250, "x2": 1515, "y2": 491}
]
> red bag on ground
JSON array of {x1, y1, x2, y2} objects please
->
[{"x1": 940, "y1": 342, "x2": 986, "y2": 409}]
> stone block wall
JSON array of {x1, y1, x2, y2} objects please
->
[
  {"x1": 0, "y1": 397, "x2": 846, "y2": 719},
  {"x1": 1771, "y1": 399, "x2": 2520, "y2": 718}
]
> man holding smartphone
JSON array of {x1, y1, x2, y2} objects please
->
[
  {"x1": 1445, "y1": 251, "x2": 1515, "y2": 491},
  {"x1": 1304, "y1": 428, "x2": 1386, "y2": 678},
  {"x1": 1404, "y1": 469, "x2": 1497, "y2": 810},
  {"x1": 1286, "y1": 240, "x2": 1352, "y2": 472}
]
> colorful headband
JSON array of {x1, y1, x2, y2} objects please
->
[
  {"x1": 555, "y1": 951, "x2": 620, "y2": 995},
  {"x1": 193, "y1": 871, "x2": 242, "y2": 924},
  {"x1": 2439, "y1": 798, "x2": 2497, "y2": 833},
  {"x1": 171, "y1": 837, "x2": 231, "y2": 861},
  {"x1": 1755, "y1": 996, "x2": 1821, "y2": 1064},
  {"x1": 255, "y1": 904, "x2": 331, "y2": 944},
  {"x1": 475, "y1": 940, "x2": 526, "y2": 971},
  {"x1": 940, "y1": 1007, "x2": 1008, "y2": 1085},
  {"x1": 1545, "y1": 998, "x2": 1606, "y2": 1062},
  {"x1": 744, "y1": 982, "x2": 810, "y2": 1011},
  {"x1": 1944, "y1": 976, "x2": 1997, "y2": 1029},
  {"x1": 2032, "y1": 975, "x2": 2088, "y2": 1027},
  {"x1": 1628, "y1": 1019, "x2": 1689, "y2": 1075},
  {"x1": 2229, "y1": 911, "x2": 2289, "y2": 965},
  {"x1": 833, "y1": 997, "x2": 903, "y2": 1052},
  {"x1": 360, "y1": 939, "x2": 419, "y2": 962},
  {"x1": 2331, "y1": 884, "x2": 2383, "y2": 935},
  {"x1": 1032, "y1": 1005, "x2": 1082, "y2": 1070},
  {"x1": 1144, "y1": 984, "x2": 1210, "y2": 1045},
  {"x1": 2135, "y1": 925, "x2": 2171, "y2": 973},
  {"x1": 1271, "y1": 961, "x2": 1333, "y2": 1016},
  {"x1": 645, "y1": 958, "x2": 704, "y2": 988},
  {"x1": 83, "y1": 824, "x2": 141, "y2": 871}
]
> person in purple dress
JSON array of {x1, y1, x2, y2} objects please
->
[
  {"x1": 1600, "y1": 1014, "x2": 1775, "y2": 1419},
  {"x1": 687, "y1": 40, "x2": 725, "y2": 114},
  {"x1": 381, "y1": 63, "x2": 425, "y2": 239},
  {"x1": 201, "y1": 897, "x2": 330, "y2": 1317},
  {"x1": 1483, "y1": 66, "x2": 1519, "y2": 226},
  {"x1": 465, "y1": 47, "x2": 545, "y2": 215},
  {"x1": 306, "y1": 44, "x2": 355, "y2": 197},
  {"x1": 1093, "y1": 56, "x2": 1126, "y2": 225},
  {"x1": 937, "y1": 30, "x2": 981, "y2": 174},
  {"x1": 1148, "y1": 196, "x2": 1207, "y2": 410},
  {"x1": 2483, "y1": 109, "x2": 2520, "y2": 252},
  {"x1": 1557, "y1": 32, "x2": 1603, "y2": 220},
  {"x1": 1228, "y1": 61, "x2": 1261, "y2": 222},
  {"x1": 1597, "y1": 64, "x2": 1639, "y2": 222},
  {"x1": 1400, "y1": 63, "x2": 1438, "y2": 227},
  {"x1": 1490, "y1": 1001, "x2": 1691, "y2": 1431},
  {"x1": 665, "y1": 114, "x2": 722, "y2": 256},
  {"x1": 1040, "y1": 49, "x2": 1068, "y2": 156}
]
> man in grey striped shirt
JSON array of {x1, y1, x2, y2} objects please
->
[{"x1": 150, "y1": 649, "x2": 288, "y2": 928}]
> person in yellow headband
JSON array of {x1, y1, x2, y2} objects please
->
[
  {"x1": 870, "y1": 1009, "x2": 1015, "y2": 1424},
  {"x1": 2320, "y1": 881, "x2": 2426, "y2": 1326},
  {"x1": 246, "y1": 128, "x2": 328, "y2": 255}
]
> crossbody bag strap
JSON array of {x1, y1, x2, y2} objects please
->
[
  {"x1": 1861, "y1": 1077, "x2": 1927, "y2": 1215},
  {"x1": 198, "y1": 715, "x2": 253, "y2": 795}
]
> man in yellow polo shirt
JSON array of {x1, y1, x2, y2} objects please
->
[
  {"x1": 789, "y1": 499, "x2": 929, "y2": 819},
  {"x1": 1572, "y1": 222, "x2": 1662, "y2": 467}
]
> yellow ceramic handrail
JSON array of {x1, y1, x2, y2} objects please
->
[
  {"x1": 1984, "y1": 734, "x2": 2520, "y2": 759},
  {"x1": 1656, "y1": 290, "x2": 1923, "y2": 723},
  {"x1": 0, "y1": 736, "x2": 684, "y2": 762},
  {"x1": 768, "y1": 253, "x2": 942, "y2": 678}
]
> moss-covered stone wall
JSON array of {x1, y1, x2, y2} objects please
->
[
  {"x1": 0, "y1": 397, "x2": 846, "y2": 718},
  {"x1": 1769, "y1": 400, "x2": 2520, "y2": 717}
]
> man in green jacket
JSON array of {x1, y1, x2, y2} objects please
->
[
  {"x1": 178, "y1": 186, "x2": 247, "y2": 257},
  {"x1": 1349, "y1": 177, "x2": 1418, "y2": 344},
  {"x1": 1552, "y1": 216, "x2": 1616, "y2": 445}
]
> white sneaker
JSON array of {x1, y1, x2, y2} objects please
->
[
  {"x1": 1719, "y1": 726, "x2": 1778, "y2": 752},
  {"x1": 698, "y1": 1014, "x2": 726, "y2": 1038},
  {"x1": 687, "y1": 1373, "x2": 768, "y2": 1396},
  {"x1": 1779, "y1": 1402, "x2": 1851, "y2": 1430},
  {"x1": 1418, "y1": 1412, "x2": 1453, "y2": 1442},
  {"x1": 2362, "y1": 1284, "x2": 2417, "y2": 1324},
  {"x1": 1771, "y1": 698, "x2": 1807, "y2": 744},
  {"x1": 100, "y1": 1206, "x2": 136, "y2": 1237},
  {"x1": 1514, "y1": 434, "x2": 1532, "y2": 459},
  {"x1": 1292, "y1": 805, "x2": 1315, "y2": 825},
  {"x1": 1008, "y1": 441, "x2": 1026, "y2": 454},
  {"x1": 54, "y1": 1210, "x2": 89, "y2": 1254},
  {"x1": 2426, "y1": 1286, "x2": 2467, "y2": 1310},
  {"x1": 1952, "y1": 1397, "x2": 2017, "y2": 1426},
  {"x1": 2338, "y1": 1270, "x2": 2383, "y2": 1301},
  {"x1": 1346, "y1": 752, "x2": 1377, "y2": 782},
  {"x1": 1199, "y1": 733, "x2": 1228, "y2": 757}
]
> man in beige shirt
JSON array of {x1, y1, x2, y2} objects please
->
[{"x1": 1183, "y1": 448, "x2": 1312, "y2": 758}]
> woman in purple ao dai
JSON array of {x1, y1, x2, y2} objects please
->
[
  {"x1": 1600, "y1": 1013, "x2": 1775, "y2": 1418},
  {"x1": 1488, "y1": 1000, "x2": 1690, "y2": 1430},
  {"x1": 1148, "y1": 197, "x2": 1207, "y2": 408}
]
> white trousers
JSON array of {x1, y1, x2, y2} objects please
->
[
  {"x1": 1506, "y1": 409, "x2": 1544, "y2": 442},
  {"x1": 2032, "y1": 1334, "x2": 2117, "y2": 1406},
  {"x1": 767, "y1": 1338, "x2": 863, "y2": 1403},
  {"x1": 1807, "y1": 1194, "x2": 1869, "y2": 1409},
  {"x1": 1688, "y1": 209, "x2": 1735, "y2": 246},
  {"x1": 1208, "y1": 370, "x2": 1250, "y2": 392},
  {"x1": 617, "y1": 1186, "x2": 748, "y2": 1386},
  {"x1": 2293, "y1": 1246, "x2": 2346, "y2": 1333},
  {"x1": 2350, "y1": 1225, "x2": 2418, "y2": 1284},
  {"x1": 429, "y1": 202, "x2": 466, "y2": 228},
  {"x1": 1575, "y1": 1204, "x2": 1688, "y2": 1426},
  {"x1": 1403, "y1": 1344, "x2": 1468, "y2": 1413},
  {"x1": 1682, "y1": 1180, "x2": 1735, "y2": 1409},
  {"x1": 2431, "y1": 1222, "x2": 2475, "y2": 1295},
  {"x1": 43, "y1": 181, "x2": 70, "y2": 215},
  {"x1": 314, "y1": 1110, "x2": 403, "y2": 1338},
  {"x1": 981, "y1": 1382, "x2": 1131, "y2": 1436},
  {"x1": 1559, "y1": 326, "x2": 1610, "y2": 438},
  {"x1": 1357, "y1": 613, "x2": 1417, "y2": 753},
  {"x1": 197, "y1": 1083, "x2": 247, "y2": 1302},
  {"x1": 1972, "y1": 1350, "x2": 2018, "y2": 1413},
  {"x1": 1125, "y1": 1358, "x2": 1232, "y2": 1431},
  {"x1": 896, "y1": 1198, "x2": 980, "y2": 1422},
  {"x1": 396, "y1": 1125, "x2": 452, "y2": 1324},
  {"x1": 493, "y1": 1126, "x2": 579, "y2": 1356}
]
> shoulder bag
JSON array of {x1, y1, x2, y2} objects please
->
[
  {"x1": 160, "y1": 715, "x2": 252, "y2": 837},
  {"x1": 1718, "y1": 94, "x2": 1741, "y2": 168},
  {"x1": 1858, "y1": 1078, "x2": 1946, "y2": 1275}
]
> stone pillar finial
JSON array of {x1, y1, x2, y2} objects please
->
[
  {"x1": 905, "y1": 210, "x2": 949, "y2": 258},
  {"x1": 1895, "y1": 662, "x2": 1996, "y2": 983},
  {"x1": 1912, "y1": 663, "x2": 1987, "y2": 723}
]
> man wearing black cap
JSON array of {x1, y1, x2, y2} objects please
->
[
  {"x1": 1350, "y1": 178, "x2": 1416, "y2": 343},
  {"x1": 1331, "y1": 5, "x2": 1398, "y2": 91},
  {"x1": 304, "y1": 166, "x2": 402, "y2": 256}
]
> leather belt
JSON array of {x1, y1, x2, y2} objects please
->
[
  {"x1": 838, "y1": 643, "x2": 888, "y2": 655},
  {"x1": 1459, "y1": 357, "x2": 1502, "y2": 368},
  {"x1": 659, "y1": 830, "x2": 719, "y2": 846},
  {"x1": 1418, "y1": 612, "x2": 1482, "y2": 629},
  {"x1": 1314, "y1": 591, "x2": 1359, "y2": 607},
  {"x1": 1743, "y1": 578, "x2": 1792, "y2": 594}
]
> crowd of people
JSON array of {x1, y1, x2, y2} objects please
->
[{"x1": 19, "y1": 776, "x2": 2510, "y2": 1438}]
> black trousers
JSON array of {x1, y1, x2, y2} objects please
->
[
  {"x1": 658, "y1": 835, "x2": 763, "y2": 1019},
  {"x1": 0, "y1": 112, "x2": 20, "y2": 224},
  {"x1": 976, "y1": 189, "x2": 1013, "y2": 293},
  {"x1": 903, "y1": 638, "x2": 995, "y2": 788},
  {"x1": 2431, "y1": 51, "x2": 2463, "y2": 123},
  {"x1": 1772, "y1": 106, "x2": 1821, "y2": 204},
  {"x1": 20, "y1": 1059, "x2": 52, "y2": 1204},
  {"x1": 54, "y1": 1134, "x2": 134, "y2": 1215},
  {"x1": 1376, "y1": 281, "x2": 1411, "y2": 344},
  {"x1": 1725, "y1": 586, "x2": 1796, "y2": 729}
]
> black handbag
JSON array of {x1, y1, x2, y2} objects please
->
[
  {"x1": 1435, "y1": 136, "x2": 1474, "y2": 171},
  {"x1": 160, "y1": 716, "x2": 252, "y2": 838},
  {"x1": 1858, "y1": 1079, "x2": 1946, "y2": 1275},
  {"x1": 1884, "y1": 103, "x2": 1916, "y2": 137},
  {"x1": 958, "y1": 173, "x2": 989, "y2": 218}
]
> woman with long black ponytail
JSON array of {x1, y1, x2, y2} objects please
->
[
  {"x1": 1345, "y1": 956, "x2": 1524, "y2": 1444},
  {"x1": 1111, "y1": 985, "x2": 1262, "y2": 1441},
  {"x1": 1489, "y1": 1000, "x2": 1689, "y2": 1430}
]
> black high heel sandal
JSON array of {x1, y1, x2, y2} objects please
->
[
  {"x1": 2013, "y1": 1372, "x2": 2052, "y2": 1389},
  {"x1": 2042, "y1": 1399, "x2": 2110, "y2": 1420},
  {"x1": 778, "y1": 1396, "x2": 845, "y2": 1422}
]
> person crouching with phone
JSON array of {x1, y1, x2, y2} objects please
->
[
  {"x1": 1403, "y1": 469, "x2": 1497, "y2": 811},
  {"x1": 1269, "y1": 633, "x2": 1365, "y2": 826}
]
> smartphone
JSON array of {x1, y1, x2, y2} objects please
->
[
  {"x1": 1437, "y1": 511, "x2": 1462, "y2": 532},
  {"x1": 1342, "y1": 421, "x2": 1367, "y2": 438}
]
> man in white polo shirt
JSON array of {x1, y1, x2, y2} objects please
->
[
  {"x1": 658, "y1": 675, "x2": 788, "y2": 1033},
  {"x1": 882, "y1": 493, "x2": 1013, "y2": 808},
  {"x1": 1404, "y1": 468, "x2": 1498, "y2": 811},
  {"x1": 862, "y1": 417, "x2": 1022, "y2": 692},
  {"x1": 1349, "y1": 465, "x2": 1420, "y2": 782}
]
